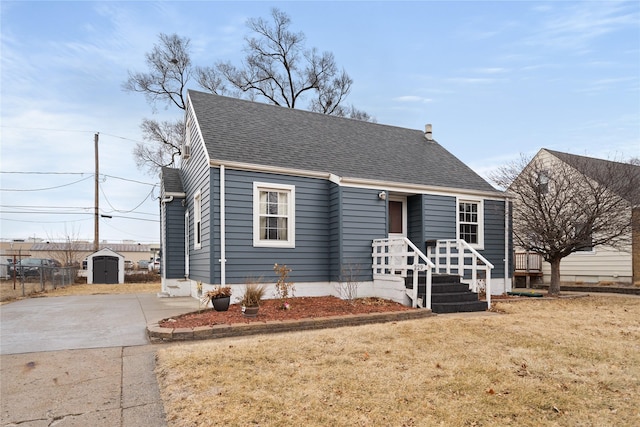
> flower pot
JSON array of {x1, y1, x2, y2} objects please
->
[
  {"x1": 212, "y1": 296, "x2": 231, "y2": 312},
  {"x1": 242, "y1": 305, "x2": 259, "y2": 317}
]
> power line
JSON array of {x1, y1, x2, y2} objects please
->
[
  {"x1": 100, "y1": 184, "x2": 156, "y2": 214},
  {"x1": 0, "y1": 171, "x2": 91, "y2": 175},
  {"x1": 102, "y1": 174, "x2": 157, "y2": 186},
  {"x1": 0, "y1": 172, "x2": 157, "y2": 188},
  {"x1": 0, "y1": 126, "x2": 146, "y2": 144},
  {"x1": 0, "y1": 210, "x2": 158, "y2": 222},
  {"x1": 0, "y1": 211, "x2": 93, "y2": 215},
  {"x1": 103, "y1": 214, "x2": 159, "y2": 223},
  {"x1": 0, "y1": 125, "x2": 95, "y2": 133},
  {"x1": 0, "y1": 205, "x2": 92, "y2": 209},
  {"x1": 1, "y1": 217, "x2": 92, "y2": 224},
  {"x1": 0, "y1": 175, "x2": 93, "y2": 192}
]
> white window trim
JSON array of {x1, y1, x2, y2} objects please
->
[
  {"x1": 194, "y1": 190, "x2": 202, "y2": 250},
  {"x1": 253, "y1": 182, "x2": 295, "y2": 248},
  {"x1": 456, "y1": 197, "x2": 484, "y2": 250}
]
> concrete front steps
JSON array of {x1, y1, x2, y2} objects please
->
[{"x1": 406, "y1": 273, "x2": 488, "y2": 313}]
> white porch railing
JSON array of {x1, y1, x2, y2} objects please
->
[
  {"x1": 372, "y1": 237, "x2": 435, "y2": 309},
  {"x1": 372, "y1": 237, "x2": 494, "y2": 310},
  {"x1": 426, "y1": 239, "x2": 494, "y2": 309}
]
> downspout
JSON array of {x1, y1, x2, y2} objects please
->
[
  {"x1": 160, "y1": 196, "x2": 173, "y2": 294},
  {"x1": 504, "y1": 198, "x2": 511, "y2": 292},
  {"x1": 219, "y1": 165, "x2": 226, "y2": 286}
]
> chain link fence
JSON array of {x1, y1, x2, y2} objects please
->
[{"x1": 1, "y1": 266, "x2": 78, "y2": 300}]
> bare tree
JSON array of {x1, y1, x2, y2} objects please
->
[
  {"x1": 491, "y1": 150, "x2": 640, "y2": 295},
  {"x1": 123, "y1": 34, "x2": 194, "y2": 175},
  {"x1": 125, "y1": 10, "x2": 371, "y2": 175},
  {"x1": 210, "y1": 8, "x2": 359, "y2": 115},
  {"x1": 124, "y1": 33, "x2": 192, "y2": 111},
  {"x1": 133, "y1": 118, "x2": 185, "y2": 176},
  {"x1": 45, "y1": 227, "x2": 86, "y2": 268}
]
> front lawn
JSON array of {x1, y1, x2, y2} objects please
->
[{"x1": 156, "y1": 295, "x2": 640, "y2": 426}]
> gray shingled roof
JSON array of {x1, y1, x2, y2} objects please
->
[
  {"x1": 161, "y1": 167, "x2": 184, "y2": 194},
  {"x1": 188, "y1": 90, "x2": 500, "y2": 194},
  {"x1": 546, "y1": 149, "x2": 640, "y2": 205}
]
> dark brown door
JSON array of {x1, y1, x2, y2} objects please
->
[{"x1": 389, "y1": 200, "x2": 404, "y2": 235}]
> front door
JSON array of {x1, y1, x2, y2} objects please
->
[
  {"x1": 388, "y1": 197, "x2": 407, "y2": 275},
  {"x1": 388, "y1": 197, "x2": 407, "y2": 237}
]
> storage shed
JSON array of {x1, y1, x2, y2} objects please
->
[{"x1": 87, "y1": 248, "x2": 125, "y2": 284}]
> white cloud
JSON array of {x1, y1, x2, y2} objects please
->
[{"x1": 393, "y1": 96, "x2": 433, "y2": 103}]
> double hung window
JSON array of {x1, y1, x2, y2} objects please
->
[
  {"x1": 458, "y1": 199, "x2": 483, "y2": 248},
  {"x1": 253, "y1": 183, "x2": 295, "y2": 248}
]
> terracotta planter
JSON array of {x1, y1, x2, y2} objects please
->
[
  {"x1": 242, "y1": 305, "x2": 259, "y2": 317},
  {"x1": 212, "y1": 296, "x2": 231, "y2": 312}
]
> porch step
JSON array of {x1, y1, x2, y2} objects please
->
[
  {"x1": 405, "y1": 273, "x2": 487, "y2": 314},
  {"x1": 431, "y1": 291, "x2": 480, "y2": 304},
  {"x1": 428, "y1": 300, "x2": 488, "y2": 314}
]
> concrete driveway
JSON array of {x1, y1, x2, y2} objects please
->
[
  {"x1": 0, "y1": 293, "x2": 198, "y2": 426},
  {"x1": 0, "y1": 293, "x2": 200, "y2": 355}
]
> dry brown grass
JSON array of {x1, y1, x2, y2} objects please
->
[
  {"x1": 156, "y1": 295, "x2": 640, "y2": 426},
  {"x1": 0, "y1": 281, "x2": 160, "y2": 302}
]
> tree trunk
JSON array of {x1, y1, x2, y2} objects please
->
[{"x1": 548, "y1": 258, "x2": 562, "y2": 295}]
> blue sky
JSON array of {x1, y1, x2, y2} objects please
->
[{"x1": 1, "y1": 1, "x2": 639, "y2": 243}]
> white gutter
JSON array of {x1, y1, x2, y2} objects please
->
[{"x1": 219, "y1": 165, "x2": 226, "y2": 286}]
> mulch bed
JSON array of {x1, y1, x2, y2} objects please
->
[{"x1": 159, "y1": 296, "x2": 415, "y2": 329}]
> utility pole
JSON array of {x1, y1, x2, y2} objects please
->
[{"x1": 94, "y1": 132, "x2": 99, "y2": 252}]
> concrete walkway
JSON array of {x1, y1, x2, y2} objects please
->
[{"x1": 0, "y1": 294, "x2": 198, "y2": 427}]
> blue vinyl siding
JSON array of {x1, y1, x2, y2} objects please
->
[
  {"x1": 483, "y1": 199, "x2": 509, "y2": 278},
  {"x1": 407, "y1": 195, "x2": 424, "y2": 248},
  {"x1": 423, "y1": 194, "x2": 457, "y2": 243},
  {"x1": 163, "y1": 199, "x2": 185, "y2": 278},
  {"x1": 179, "y1": 108, "x2": 213, "y2": 284},
  {"x1": 218, "y1": 170, "x2": 330, "y2": 284},
  {"x1": 339, "y1": 187, "x2": 386, "y2": 281},
  {"x1": 328, "y1": 183, "x2": 341, "y2": 280},
  {"x1": 416, "y1": 195, "x2": 508, "y2": 278}
]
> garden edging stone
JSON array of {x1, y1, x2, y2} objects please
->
[{"x1": 147, "y1": 309, "x2": 435, "y2": 342}]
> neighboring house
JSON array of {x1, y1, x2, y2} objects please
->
[
  {"x1": 514, "y1": 149, "x2": 640, "y2": 285},
  {"x1": 159, "y1": 90, "x2": 512, "y2": 308}
]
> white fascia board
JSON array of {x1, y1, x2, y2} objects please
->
[{"x1": 186, "y1": 92, "x2": 211, "y2": 165}]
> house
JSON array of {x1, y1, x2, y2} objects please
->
[
  {"x1": 513, "y1": 149, "x2": 640, "y2": 285},
  {"x1": 159, "y1": 90, "x2": 512, "y2": 310}
]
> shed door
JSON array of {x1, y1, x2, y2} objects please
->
[{"x1": 93, "y1": 256, "x2": 119, "y2": 284}]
